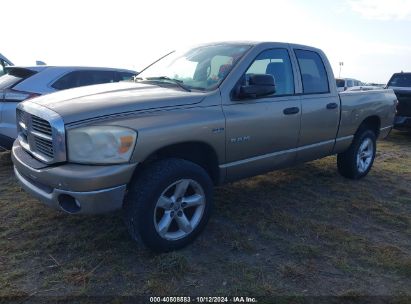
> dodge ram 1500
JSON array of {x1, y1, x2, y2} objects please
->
[{"x1": 12, "y1": 42, "x2": 397, "y2": 252}]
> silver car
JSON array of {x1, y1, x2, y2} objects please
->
[{"x1": 0, "y1": 66, "x2": 136, "y2": 149}]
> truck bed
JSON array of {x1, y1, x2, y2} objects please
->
[{"x1": 337, "y1": 89, "x2": 396, "y2": 139}]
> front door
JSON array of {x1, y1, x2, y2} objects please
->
[{"x1": 222, "y1": 48, "x2": 301, "y2": 181}]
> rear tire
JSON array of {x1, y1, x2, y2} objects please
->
[
  {"x1": 337, "y1": 128, "x2": 376, "y2": 179},
  {"x1": 123, "y1": 158, "x2": 213, "y2": 252}
]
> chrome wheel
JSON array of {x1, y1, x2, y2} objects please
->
[
  {"x1": 154, "y1": 179, "x2": 206, "y2": 241},
  {"x1": 356, "y1": 137, "x2": 374, "y2": 173}
]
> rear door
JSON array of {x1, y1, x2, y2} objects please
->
[{"x1": 293, "y1": 49, "x2": 340, "y2": 162}]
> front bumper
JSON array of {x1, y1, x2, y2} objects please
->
[
  {"x1": 12, "y1": 141, "x2": 137, "y2": 214},
  {"x1": 394, "y1": 116, "x2": 411, "y2": 131}
]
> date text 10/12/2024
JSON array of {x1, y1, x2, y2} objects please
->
[{"x1": 149, "y1": 296, "x2": 258, "y2": 303}]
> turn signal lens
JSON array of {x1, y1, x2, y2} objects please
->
[{"x1": 119, "y1": 135, "x2": 134, "y2": 154}]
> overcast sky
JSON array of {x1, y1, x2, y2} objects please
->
[{"x1": 2, "y1": 0, "x2": 411, "y2": 83}]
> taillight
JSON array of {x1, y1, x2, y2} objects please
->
[{"x1": 4, "y1": 89, "x2": 40, "y2": 102}]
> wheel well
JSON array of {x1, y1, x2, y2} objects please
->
[
  {"x1": 358, "y1": 116, "x2": 381, "y2": 137},
  {"x1": 141, "y1": 142, "x2": 220, "y2": 185}
]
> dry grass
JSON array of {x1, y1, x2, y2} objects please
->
[{"x1": 0, "y1": 130, "x2": 410, "y2": 299}]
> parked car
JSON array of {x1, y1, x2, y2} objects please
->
[
  {"x1": 386, "y1": 72, "x2": 411, "y2": 131},
  {"x1": 336, "y1": 78, "x2": 363, "y2": 92},
  {"x1": 0, "y1": 66, "x2": 136, "y2": 149},
  {"x1": 12, "y1": 42, "x2": 396, "y2": 252},
  {"x1": 0, "y1": 53, "x2": 13, "y2": 76}
]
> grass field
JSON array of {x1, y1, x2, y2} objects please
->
[{"x1": 0, "y1": 131, "x2": 410, "y2": 300}]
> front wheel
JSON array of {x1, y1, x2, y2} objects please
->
[
  {"x1": 337, "y1": 129, "x2": 376, "y2": 179},
  {"x1": 123, "y1": 158, "x2": 213, "y2": 252}
]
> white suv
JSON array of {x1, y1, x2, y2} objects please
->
[{"x1": 336, "y1": 78, "x2": 363, "y2": 92}]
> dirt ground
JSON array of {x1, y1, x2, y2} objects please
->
[{"x1": 0, "y1": 131, "x2": 410, "y2": 302}]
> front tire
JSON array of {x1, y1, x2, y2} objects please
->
[
  {"x1": 337, "y1": 129, "x2": 377, "y2": 179},
  {"x1": 123, "y1": 158, "x2": 213, "y2": 252}
]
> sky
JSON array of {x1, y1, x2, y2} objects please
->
[{"x1": 2, "y1": 0, "x2": 411, "y2": 83}]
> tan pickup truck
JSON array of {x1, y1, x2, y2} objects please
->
[{"x1": 12, "y1": 42, "x2": 397, "y2": 252}]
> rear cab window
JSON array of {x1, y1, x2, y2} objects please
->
[
  {"x1": 388, "y1": 73, "x2": 411, "y2": 87},
  {"x1": 0, "y1": 68, "x2": 37, "y2": 90},
  {"x1": 294, "y1": 49, "x2": 329, "y2": 94},
  {"x1": 52, "y1": 70, "x2": 117, "y2": 90}
]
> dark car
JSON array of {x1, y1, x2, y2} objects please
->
[{"x1": 387, "y1": 72, "x2": 411, "y2": 131}]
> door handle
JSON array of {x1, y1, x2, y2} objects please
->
[
  {"x1": 283, "y1": 107, "x2": 300, "y2": 115},
  {"x1": 326, "y1": 102, "x2": 338, "y2": 109}
]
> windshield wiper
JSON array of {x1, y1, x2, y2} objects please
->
[{"x1": 143, "y1": 76, "x2": 191, "y2": 92}]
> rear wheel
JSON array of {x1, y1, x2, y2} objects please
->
[
  {"x1": 337, "y1": 129, "x2": 376, "y2": 179},
  {"x1": 123, "y1": 158, "x2": 213, "y2": 252}
]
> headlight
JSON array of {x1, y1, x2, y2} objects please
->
[{"x1": 67, "y1": 126, "x2": 137, "y2": 164}]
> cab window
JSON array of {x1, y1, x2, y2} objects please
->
[
  {"x1": 295, "y1": 49, "x2": 329, "y2": 94},
  {"x1": 245, "y1": 49, "x2": 294, "y2": 95}
]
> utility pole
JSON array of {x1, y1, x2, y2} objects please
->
[{"x1": 339, "y1": 62, "x2": 344, "y2": 78}]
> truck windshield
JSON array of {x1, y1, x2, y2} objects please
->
[
  {"x1": 136, "y1": 44, "x2": 251, "y2": 91},
  {"x1": 388, "y1": 73, "x2": 411, "y2": 87}
]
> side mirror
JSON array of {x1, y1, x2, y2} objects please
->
[{"x1": 239, "y1": 74, "x2": 276, "y2": 99}]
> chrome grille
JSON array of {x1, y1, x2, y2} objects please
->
[
  {"x1": 16, "y1": 103, "x2": 66, "y2": 164},
  {"x1": 32, "y1": 116, "x2": 52, "y2": 136},
  {"x1": 16, "y1": 108, "x2": 24, "y2": 125},
  {"x1": 34, "y1": 136, "x2": 54, "y2": 158},
  {"x1": 16, "y1": 109, "x2": 28, "y2": 138}
]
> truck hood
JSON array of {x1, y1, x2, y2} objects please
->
[{"x1": 29, "y1": 81, "x2": 206, "y2": 124}]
